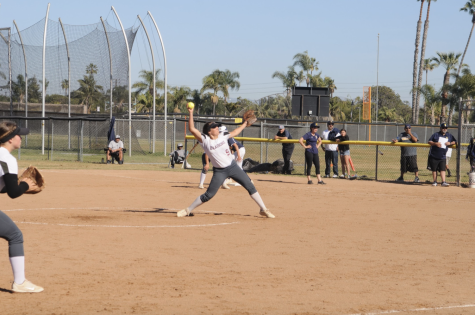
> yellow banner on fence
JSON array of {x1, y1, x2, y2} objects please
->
[{"x1": 234, "y1": 118, "x2": 243, "y2": 123}]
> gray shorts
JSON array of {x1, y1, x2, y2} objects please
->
[{"x1": 340, "y1": 150, "x2": 350, "y2": 156}]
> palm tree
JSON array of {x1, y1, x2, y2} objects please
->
[
  {"x1": 201, "y1": 69, "x2": 226, "y2": 115},
  {"x1": 272, "y1": 66, "x2": 296, "y2": 96},
  {"x1": 169, "y1": 86, "x2": 191, "y2": 113},
  {"x1": 74, "y1": 75, "x2": 103, "y2": 113},
  {"x1": 61, "y1": 79, "x2": 69, "y2": 96},
  {"x1": 39, "y1": 79, "x2": 49, "y2": 93},
  {"x1": 422, "y1": 58, "x2": 438, "y2": 85},
  {"x1": 295, "y1": 70, "x2": 305, "y2": 86},
  {"x1": 293, "y1": 51, "x2": 312, "y2": 87},
  {"x1": 86, "y1": 63, "x2": 98, "y2": 76},
  {"x1": 415, "y1": 84, "x2": 439, "y2": 124},
  {"x1": 310, "y1": 72, "x2": 324, "y2": 88},
  {"x1": 416, "y1": 0, "x2": 437, "y2": 124},
  {"x1": 11, "y1": 74, "x2": 26, "y2": 104},
  {"x1": 446, "y1": 69, "x2": 475, "y2": 123},
  {"x1": 378, "y1": 106, "x2": 400, "y2": 122},
  {"x1": 412, "y1": 0, "x2": 426, "y2": 123},
  {"x1": 458, "y1": 1, "x2": 475, "y2": 77},
  {"x1": 132, "y1": 69, "x2": 164, "y2": 97},
  {"x1": 221, "y1": 69, "x2": 240, "y2": 103},
  {"x1": 431, "y1": 52, "x2": 462, "y2": 122},
  {"x1": 324, "y1": 76, "x2": 337, "y2": 99}
]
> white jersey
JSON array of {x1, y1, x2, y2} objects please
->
[
  {"x1": 200, "y1": 133, "x2": 234, "y2": 168},
  {"x1": 322, "y1": 129, "x2": 340, "y2": 151},
  {"x1": 108, "y1": 140, "x2": 124, "y2": 150},
  {"x1": 0, "y1": 147, "x2": 19, "y2": 192}
]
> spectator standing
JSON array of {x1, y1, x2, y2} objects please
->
[
  {"x1": 335, "y1": 129, "x2": 355, "y2": 179},
  {"x1": 445, "y1": 148, "x2": 452, "y2": 177},
  {"x1": 391, "y1": 124, "x2": 420, "y2": 183},
  {"x1": 321, "y1": 121, "x2": 340, "y2": 178},
  {"x1": 467, "y1": 137, "x2": 475, "y2": 173},
  {"x1": 428, "y1": 123, "x2": 457, "y2": 187},
  {"x1": 274, "y1": 125, "x2": 294, "y2": 174},
  {"x1": 299, "y1": 122, "x2": 325, "y2": 185}
]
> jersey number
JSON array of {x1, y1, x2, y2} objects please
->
[{"x1": 226, "y1": 149, "x2": 231, "y2": 156}]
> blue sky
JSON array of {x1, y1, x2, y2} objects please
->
[{"x1": 1, "y1": 0, "x2": 474, "y2": 104}]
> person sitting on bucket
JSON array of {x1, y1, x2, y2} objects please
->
[
  {"x1": 106, "y1": 135, "x2": 124, "y2": 164},
  {"x1": 169, "y1": 143, "x2": 186, "y2": 168}
]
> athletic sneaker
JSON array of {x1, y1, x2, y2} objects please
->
[
  {"x1": 318, "y1": 181, "x2": 326, "y2": 185},
  {"x1": 324, "y1": 174, "x2": 330, "y2": 178},
  {"x1": 414, "y1": 177, "x2": 420, "y2": 183},
  {"x1": 446, "y1": 169, "x2": 452, "y2": 177},
  {"x1": 106, "y1": 160, "x2": 111, "y2": 164},
  {"x1": 339, "y1": 174, "x2": 345, "y2": 179},
  {"x1": 177, "y1": 208, "x2": 191, "y2": 217},
  {"x1": 396, "y1": 176, "x2": 404, "y2": 182},
  {"x1": 222, "y1": 179, "x2": 230, "y2": 189},
  {"x1": 432, "y1": 181, "x2": 437, "y2": 187},
  {"x1": 12, "y1": 279, "x2": 44, "y2": 293},
  {"x1": 332, "y1": 174, "x2": 338, "y2": 178},
  {"x1": 308, "y1": 180, "x2": 313, "y2": 184},
  {"x1": 259, "y1": 209, "x2": 275, "y2": 218},
  {"x1": 198, "y1": 184, "x2": 204, "y2": 189},
  {"x1": 348, "y1": 175, "x2": 352, "y2": 179},
  {"x1": 234, "y1": 183, "x2": 242, "y2": 186},
  {"x1": 441, "y1": 182, "x2": 449, "y2": 187}
]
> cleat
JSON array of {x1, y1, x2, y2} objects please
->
[
  {"x1": 318, "y1": 181, "x2": 326, "y2": 185},
  {"x1": 106, "y1": 160, "x2": 111, "y2": 164},
  {"x1": 12, "y1": 279, "x2": 44, "y2": 293},
  {"x1": 332, "y1": 174, "x2": 338, "y2": 178},
  {"x1": 414, "y1": 177, "x2": 420, "y2": 183},
  {"x1": 432, "y1": 181, "x2": 437, "y2": 187},
  {"x1": 222, "y1": 181, "x2": 230, "y2": 189},
  {"x1": 308, "y1": 180, "x2": 313, "y2": 184},
  {"x1": 324, "y1": 174, "x2": 330, "y2": 178},
  {"x1": 339, "y1": 174, "x2": 345, "y2": 179},
  {"x1": 259, "y1": 209, "x2": 275, "y2": 218},
  {"x1": 396, "y1": 176, "x2": 404, "y2": 182},
  {"x1": 177, "y1": 208, "x2": 191, "y2": 217},
  {"x1": 198, "y1": 184, "x2": 204, "y2": 189},
  {"x1": 234, "y1": 183, "x2": 241, "y2": 186},
  {"x1": 441, "y1": 182, "x2": 449, "y2": 187}
]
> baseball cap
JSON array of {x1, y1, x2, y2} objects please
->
[
  {"x1": 177, "y1": 143, "x2": 183, "y2": 147},
  {"x1": 440, "y1": 123, "x2": 448, "y2": 128},
  {"x1": 310, "y1": 122, "x2": 320, "y2": 129},
  {"x1": 115, "y1": 135, "x2": 120, "y2": 139},
  {"x1": 209, "y1": 122, "x2": 221, "y2": 129},
  {"x1": 278, "y1": 125, "x2": 285, "y2": 129},
  {"x1": 404, "y1": 124, "x2": 411, "y2": 129},
  {"x1": 327, "y1": 121, "x2": 334, "y2": 125}
]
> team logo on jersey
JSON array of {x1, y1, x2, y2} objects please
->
[{"x1": 210, "y1": 141, "x2": 226, "y2": 151}]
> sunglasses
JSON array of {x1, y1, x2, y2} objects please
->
[{"x1": 209, "y1": 123, "x2": 221, "y2": 129}]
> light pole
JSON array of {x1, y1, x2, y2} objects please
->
[{"x1": 350, "y1": 100, "x2": 354, "y2": 121}]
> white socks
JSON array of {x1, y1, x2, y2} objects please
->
[
  {"x1": 188, "y1": 196, "x2": 203, "y2": 212},
  {"x1": 10, "y1": 256, "x2": 25, "y2": 284},
  {"x1": 199, "y1": 173, "x2": 206, "y2": 186},
  {"x1": 250, "y1": 192, "x2": 267, "y2": 210}
]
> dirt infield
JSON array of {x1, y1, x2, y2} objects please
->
[{"x1": 1, "y1": 169, "x2": 475, "y2": 314}]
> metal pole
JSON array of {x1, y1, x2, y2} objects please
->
[
  {"x1": 58, "y1": 18, "x2": 71, "y2": 149},
  {"x1": 375, "y1": 145, "x2": 379, "y2": 181},
  {"x1": 148, "y1": 11, "x2": 167, "y2": 156},
  {"x1": 13, "y1": 21, "x2": 28, "y2": 136},
  {"x1": 137, "y1": 15, "x2": 156, "y2": 153},
  {"x1": 260, "y1": 121, "x2": 263, "y2": 163},
  {"x1": 8, "y1": 28, "x2": 12, "y2": 116},
  {"x1": 376, "y1": 33, "x2": 379, "y2": 123},
  {"x1": 456, "y1": 98, "x2": 463, "y2": 187},
  {"x1": 99, "y1": 17, "x2": 113, "y2": 123},
  {"x1": 42, "y1": 3, "x2": 50, "y2": 155},
  {"x1": 51, "y1": 120, "x2": 54, "y2": 161},
  {"x1": 100, "y1": 17, "x2": 113, "y2": 122},
  {"x1": 111, "y1": 6, "x2": 132, "y2": 157}
]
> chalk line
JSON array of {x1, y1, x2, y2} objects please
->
[
  {"x1": 346, "y1": 303, "x2": 475, "y2": 315},
  {"x1": 15, "y1": 221, "x2": 240, "y2": 228}
]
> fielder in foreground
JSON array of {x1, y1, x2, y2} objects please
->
[
  {"x1": 0, "y1": 121, "x2": 44, "y2": 293},
  {"x1": 177, "y1": 107, "x2": 275, "y2": 218}
]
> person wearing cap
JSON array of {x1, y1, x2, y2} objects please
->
[
  {"x1": 391, "y1": 124, "x2": 420, "y2": 183},
  {"x1": 274, "y1": 125, "x2": 294, "y2": 175},
  {"x1": 321, "y1": 121, "x2": 340, "y2": 178},
  {"x1": 169, "y1": 143, "x2": 186, "y2": 169},
  {"x1": 428, "y1": 123, "x2": 457, "y2": 187},
  {"x1": 106, "y1": 135, "x2": 124, "y2": 164},
  {"x1": 0, "y1": 121, "x2": 44, "y2": 293},
  {"x1": 178, "y1": 107, "x2": 275, "y2": 218},
  {"x1": 299, "y1": 122, "x2": 325, "y2": 185}
]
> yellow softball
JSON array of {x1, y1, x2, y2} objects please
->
[{"x1": 187, "y1": 102, "x2": 195, "y2": 109}]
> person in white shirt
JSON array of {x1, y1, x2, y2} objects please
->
[
  {"x1": 321, "y1": 121, "x2": 340, "y2": 178},
  {"x1": 0, "y1": 121, "x2": 44, "y2": 293},
  {"x1": 177, "y1": 107, "x2": 275, "y2": 218},
  {"x1": 106, "y1": 135, "x2": 124, "y2": 164}
]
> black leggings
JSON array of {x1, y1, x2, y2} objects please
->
[{"x1": 305, "y1": 151, "x2": 320, "y2": 176}]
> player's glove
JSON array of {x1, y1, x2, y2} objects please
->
[
  {"x1": 18, "y1": 166, "x2": 46, "y2": 194},
  {"x1": 243, "y1": 109, "x2": 257, "y2": 126}
]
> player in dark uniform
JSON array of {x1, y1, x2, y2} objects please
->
[
  {"x1": 0, "y1": 121, "x2": 44, "y2": 293},
  {"x1": 392, "y1": 124, "x2": 420, "y2": 183},
  {"x1": 428, "y1": 123, "x2": 457, "y2": 187},
  {"x1": 299, "y1": 122, "x2": 325, "y2": 185},
  {"x1": 274, "y1": 125, "x2": 294, "y2": 174}
]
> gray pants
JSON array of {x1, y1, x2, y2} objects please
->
[
  {"x1": 0, "y1": 210, "x2": 24, "y2": 257},
  {"x1": 200, "y1": 160, "x2": 257, "y2": 203}
]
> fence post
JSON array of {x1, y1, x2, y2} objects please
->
[
  {"x1": 260, "y1": 121, "x2": 264, "y2": 163},
  {"x1": 173, "y1": 118, "x2": 176, "y2": 152},
  {"x1": 80, "y1": 120, "x2": 84, "y2": 162},
  {"x1": 357, "y1": 123, "x2": 360, "y2": 141},
  {"x1": 266, "y1": 131, "x2": 269, "y2": 163},
  {"x1": 375, "y1": 145, "x2": 379, "y2": 181},
  {"x1": 456, "y1": 98, "x2": 463, "y2": 187},
  {"x1": 51, "y1": 120, "x2": 54, "y2": 161},
  {"x1": 47, "y1": 119, "x2": 50, "y2": 160},
  {"x1": 184, "y1": 137, "x2": 188, "y2": 169}
]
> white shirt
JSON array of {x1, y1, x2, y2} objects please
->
[
  {"x1": 0, "y1": 147, "x2": 19, "y2": 191},
  {"x1": 446, "y1": 148, "x2": 452, "y2": 158},
  {"x1": 200, "y1": 133, "x2": 234, "y2": 168},
  {"x1": 322, "y1": 129, "x2": 340, "y2": 151},
  {"x1": 109, "y1": 140, "x2": 124, "y2": 150}
]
